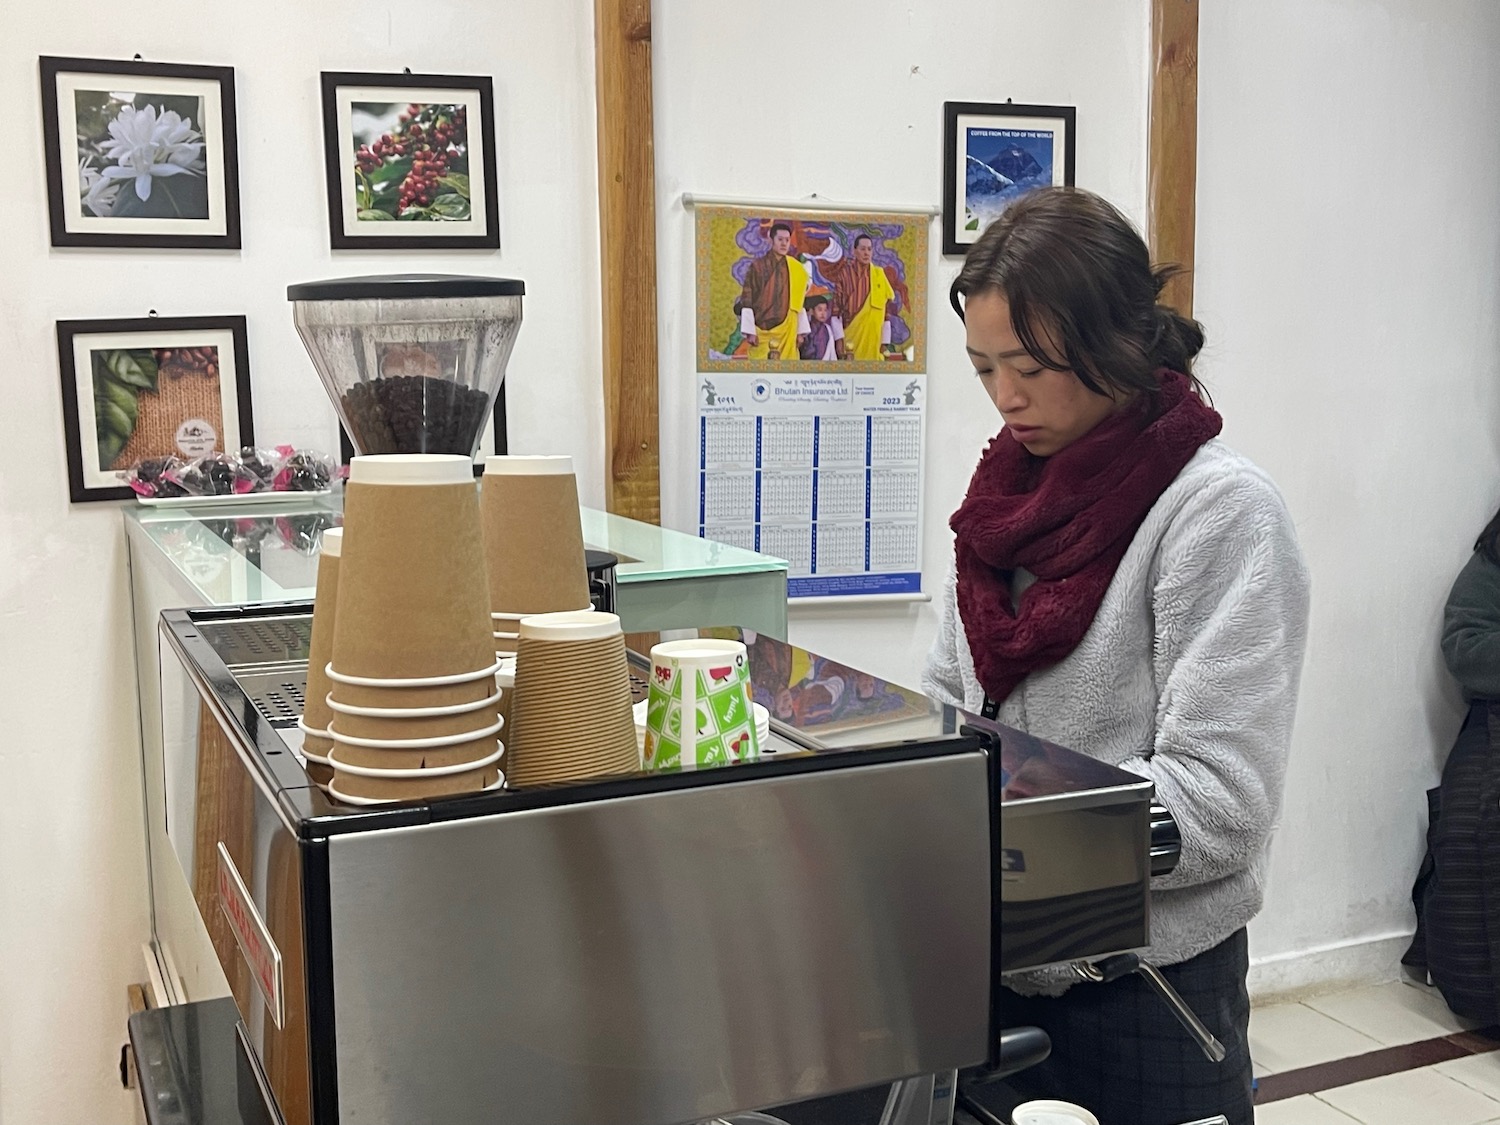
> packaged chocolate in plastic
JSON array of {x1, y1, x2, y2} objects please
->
[
  {"x1": 121, "y1": 456, "x2": 190, "y2": 499},
  {"x1": 164, "y1": 453, "x2": 263, "y2": 497},
  {"x1": 237, "y1": 446, "x2": 281, "y2": 489},
  {"x1": 272, "y1": 445, "x2": 337, "y2": 492}
]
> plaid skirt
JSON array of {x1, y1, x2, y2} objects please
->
[{"x1": 975, "y1": 928, "x2": 1254, "y2": 1125}]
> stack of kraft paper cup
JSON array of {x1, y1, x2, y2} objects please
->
[
  {"x1": 322, "y1": 454, "x2": 504, "y2": 805},
  {"x1": 296, "y1": 527, "x2": 343, "y2": 791},
  {"x1": 480, "y1": 455, "x2": 592, "y2": 658},
  {"x1": 503, "y1": 610, "x2": 640, "y2": 787}
]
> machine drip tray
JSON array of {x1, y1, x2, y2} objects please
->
[
  {"x1": 235, "y1": 668, "x2": 309, "y2": 728},
  {"x1": 196, "y1": 615, "x2": 311, "y2": 668}
]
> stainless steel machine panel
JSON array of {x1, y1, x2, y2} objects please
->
[
  {"x1": 994, "y1": 722, "x2": 1155, "y2": 973},
  {"x1": 326, "y1": 753, "x2": 993, "y2": 1125}
]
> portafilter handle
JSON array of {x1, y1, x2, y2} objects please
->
[
  {"x1": 1074, "y1": 954, "x2": 1227, "y2": 1064},
  {"x1": 1150, "y1": 802, "x2": 1182, "y2": 877}
]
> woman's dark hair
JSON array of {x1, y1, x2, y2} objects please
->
[
  {"x1": 949, "y1": 186, "x2": 1207, "y2": 401},
  {"x1": 1477, "y1": 504, "x2": 1500, "y2": 565}
]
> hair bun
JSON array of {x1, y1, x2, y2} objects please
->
[{"x1": 1152, "y1": 303, "x2": 1206, "y2": 369}]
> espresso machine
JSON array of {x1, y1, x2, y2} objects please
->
[{"x1": 131, "y1": 604, "x2": 1230, "y2": 1125}]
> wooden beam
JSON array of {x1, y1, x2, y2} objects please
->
[
  {"x1": 595, "y1": 0, "x2": 661, "y2": 523},
  {"x1": 1149, "y1": 0, "x2": 1199, "y2": 319}
]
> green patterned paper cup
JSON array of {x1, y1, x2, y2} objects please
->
[{"x1": 643, "y1": 639, "x2": 761, "y2": 772}]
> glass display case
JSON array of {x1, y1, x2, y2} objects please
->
[{"x1": 125, "y1": 497, "x2": 789, "y2": 634}]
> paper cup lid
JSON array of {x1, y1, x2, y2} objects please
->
[
  {"x1": 484, "y1": 454, "x2": 574, "y2": 476},
  {"x1": 519, "y1": 610, "x2": 620, "y2": 641},
  {"x1": 319, "y1": 527, "x2": 343, "y2": 557},
  {"x1": 1011, "y1": 1102, "x2": 1101, "y2": 1125},
  {"x1": 349, "y1": 454, "x2": 473, "y2": 486}
]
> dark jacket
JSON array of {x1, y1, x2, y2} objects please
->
[
  {"x1": 1404, "y1": 550, "x2": 1500, "y2": 1023},
  {"x1": 1444, "y1": 551, "x2": 1500, "y2": 699}
]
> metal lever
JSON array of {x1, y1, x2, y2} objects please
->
[
  {"x1": 1074, "y1": 956, "x2": 1227, "y2": 1064},
  {"x1": 878, "y1": 1070, "x2": 956, "y2": 1125}
]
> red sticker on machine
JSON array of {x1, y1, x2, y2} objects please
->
[{"x1": 217, "y1": 842, "x2": 285, "y2": 1028}]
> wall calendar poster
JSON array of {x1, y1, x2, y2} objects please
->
[{"x1": 692, "y1": 204, "x2": 929, "y2": 599}]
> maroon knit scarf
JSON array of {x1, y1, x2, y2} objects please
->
[{"x1": 951, "y1": 369, "x2": 1222, "y2": 705}]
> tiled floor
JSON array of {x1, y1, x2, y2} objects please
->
[{"x1": 1250, "y1": 979, "x2": 1500, "y2": 1123}]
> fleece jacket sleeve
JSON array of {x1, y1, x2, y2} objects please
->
[
  {"x1": 1441, "y1": 551, "x2": 1500, "y2": 699},
  {"x1": 921, "y1": 558, "x2": 969, "y2": 710},
  {"x1": 1120, "y1": 471, "x2": 1311, "y2": 892}
]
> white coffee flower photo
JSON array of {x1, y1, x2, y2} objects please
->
[
  {"x1": 41, "y1": 57, "x2": 240, "y2": 248},
  {"x1": 76, "y1": 94, "x2": 210, "y2": 219}
]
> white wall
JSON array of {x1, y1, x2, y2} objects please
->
[
  {"x1": 0, "y1": 4, "x2": 602, "y2": 1121},
  {"x1": 1195, "y1": 0, "x2": 1500, "y2": 997},
  {"x1": 652, "y1": 0, "x2": 1151, "y2": 693}
]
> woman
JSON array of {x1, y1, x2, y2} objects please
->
[
  {"x1": 1403, "y1": 506, "x2": 1500, "y2": 1023},
  {"x1": 923, "y1": 187, "x2": 1311, "y2": 1125}
]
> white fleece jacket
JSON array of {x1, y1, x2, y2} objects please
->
[{"x1": 923, "y1": 439, "x2": 1311, "y2": 984}]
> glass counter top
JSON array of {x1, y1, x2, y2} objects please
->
[
  {"x1": 577, "y1": 507, "x2": 785, "y2": 582},
  {"x1": 123, "y1": 493, "x2": 787, "y2": 609}
]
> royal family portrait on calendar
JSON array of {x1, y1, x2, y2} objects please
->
[{"x1": 695, "y1": 205, "x2": 929, "y2": 373}]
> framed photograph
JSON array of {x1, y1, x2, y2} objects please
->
[
  {"x1": 942, "y1": 101, "x2": 1075, "y2": 256},
  {"x1": 57, "y1": 316, "x2": 254, "y2": 503},
  {"x1": 320, "y1": 71, "x2": 499, "y2": 249},
  {"x1": 40, "y1": 56, "x2": 240, "y2": 249},
  {"x1": 695, "y1": 205, "x2": 928, "y2": 373}
]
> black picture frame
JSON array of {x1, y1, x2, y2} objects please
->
[
  {"x1": 57, "y1": 315, "x2": 254, "y2": 503},
  {"x1": 942, "y1": 101, "x2": 1076, "y2": 257},
  {"x1": 40, "y1": 56, "x2": 241, "y2": 249},
  {"x1": 319, "y1": 71, "x2": 500, "y2": 250},
  {"x1": 337, "y1": 381, "x2": 508, "y2": 475}
]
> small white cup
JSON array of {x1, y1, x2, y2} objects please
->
[{"x1": 1011, "y1": 1101, "x2": 1102, "y2": 1125}]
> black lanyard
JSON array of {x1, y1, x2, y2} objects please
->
[{"x1": 981, "y1": 696, "x2": 1000, "y2": 720}]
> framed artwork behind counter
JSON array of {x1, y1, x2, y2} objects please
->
[
  {"x1": 39, "y1": 55, "x2": 241, "y2": 249},
  {"x1": 320, "y1": 71, "x2": 500, "y2": 249},
  {"x1": 942, "y1": 101, "x2": 1075, "y2": 256},
  {"x1": 57, "y1": 315, "x2": 254, "y2": 503}
]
